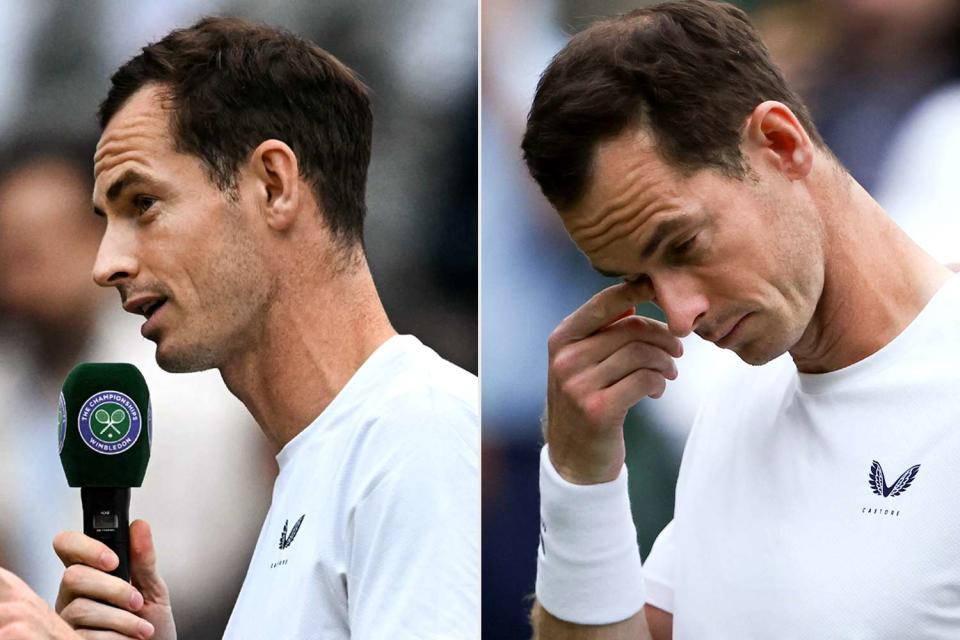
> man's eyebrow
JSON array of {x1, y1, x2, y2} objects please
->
[
  {"x1": 639, "y1": 217, "x2": 688, "y2": 259},
  {"x1": 593, "y1": 265, "x2": 626, "y2": 278},
  {"x1": 92, "y1": 168, "x2": 154, "y2": 217},
  {"x1": 589, "y1": 215, "x2": 697, "y2": 278},
  {"x1": 106, "y1": 168, "x2": 152, "y2": 201}
]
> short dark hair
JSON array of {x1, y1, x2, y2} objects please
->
[
  {"x1": 100, "y1": 16, "x2": 372, "y2": 246},
  {"x1": 522, "y1": 0, "x2": 825, "y2": 210}
]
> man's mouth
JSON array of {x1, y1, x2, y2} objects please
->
[
  {"x1": 144, "y1": 299, "x2": 165, "y2": 319},
  {"x1": 123, "y1": 295, "x2": 168, "y2": 319},
  {"x1": 698, "y1": 312, "x2": 751, "y2": 345},
  {"x1": 716, "y1": 313, "x2": 751, "y2": 346}
]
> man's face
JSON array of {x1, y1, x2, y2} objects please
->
[
  {"x1": 92, "y1": 85, "x2": 272, "y2": 372},
  {"x1": 561, "y1": 129, "x2": 824, "y2": 366}
]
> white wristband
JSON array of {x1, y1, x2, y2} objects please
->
[{"x1": 535, "y1": 445, "x2": 646, "y2": 625}]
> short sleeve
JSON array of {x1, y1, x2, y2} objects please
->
[{"x1": 642, "y1": 520, "x2": 676, "y2": 614}]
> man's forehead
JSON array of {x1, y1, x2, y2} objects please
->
[
  {"x1": 562, "y1": 130, "x2": 686, "y2": 252},
  {"x1": 94, "y1": 86, "x2": 173, "y2": 182}
]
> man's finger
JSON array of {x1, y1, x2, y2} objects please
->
[
  {"x1": 0, "y1": 600, "x2": 31, "y2": 624},
  {"x1": 0, "y1": 567, "x2": 31, "y2": 600},
  {"x1": 58, "y1": 565, "x2": 142, "y2": 613},
  {"x1": 77, "y1": 631, "x2": 143, "y2": 640},
  {"x1": 128, "y1": 521, "x2": 167, "y2": 605},
  {"x1": 552, "y1": 281, "x2": 654, "y2": 345},
  {"x1": 576, "y1": 315, "x2": 683, "y2": 365},
  {"x1": 53, "y1": 532, "x2": 119, "y2": 573},
  {"x1": 0, "y1": 587, "x2": 84, "y2": 639},
  {"x1": 581, "y1": 341, "x2": 678, "y2": 391},
  {"x1": 60, "y1": 598, "x2": 154, "y2": 640},
  {"x1": 605, "y1": 366, "x2": 669, "y2": 405}
]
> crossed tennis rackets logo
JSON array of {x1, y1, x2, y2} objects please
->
[{"x1": 93, "y1": 407, "x2": 128, "y2": 439}]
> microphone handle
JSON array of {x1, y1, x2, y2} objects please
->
[{"x1": 81, "y1": 487, "x2": 131, "y2": 582}]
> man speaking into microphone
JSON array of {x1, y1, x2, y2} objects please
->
[{"x1": 0, "y1": 15, "x2": 478, "y2": 640}]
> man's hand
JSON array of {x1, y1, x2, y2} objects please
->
[
  {"x1": 545, "y1": 282, "x2": 683, "y2": 485},
  {"x1": 54, "y1": 520, "x2": 176, "y2": 640},
  {"x1": 0, "y1": 566, "x2": 81, "y2": 639}
]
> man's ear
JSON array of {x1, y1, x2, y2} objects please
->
[
  {"x1": 249, "y1": 139, "x2": 301, "y2": 231},
  {"x1": 743, "y1": 101, "x2": 814, "y2": 181}
]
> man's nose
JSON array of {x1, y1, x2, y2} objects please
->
[
  {"x1": 92, "y1": 222, "x2": 139, "y2": 288},
  {"x1": 650, "y1": 272, "x2": 708, "y2": 338}
]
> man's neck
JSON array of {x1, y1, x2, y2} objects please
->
[
  {"x1": 219, "y1": 259, "x2": 396, "y2": 450},
  {"x1": 789, "y1": 173, "x2": 952, "y2": 374}
]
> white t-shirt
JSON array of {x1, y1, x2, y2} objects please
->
[
  {"x1": 643, "y1": 274, "x2": 960, "y2": 639},
  {"x1": 223, "y1": 335, "x2": 479, "y2": 639}
]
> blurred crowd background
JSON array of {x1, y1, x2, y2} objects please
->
[
  {"x1": 0, "y1": 1, "x2": 476, "y2": 638},
  {"x1": 482, "y1": 0, "x2": 960, "y2": 636}
]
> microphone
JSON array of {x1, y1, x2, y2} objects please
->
[{"x1": 59, "y1": 363, "x2": 152, "y2": 582}]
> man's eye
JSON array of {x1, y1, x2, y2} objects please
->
[
  {"x1": 672, "y1": 234, "x2": 698, "y2": 255},
  {"x1": 133, "y1": 195, "x2": 157, "y2": 214}
]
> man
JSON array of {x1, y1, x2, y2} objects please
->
[
  {"x1": 0, "y1": 16, "x2": 478, "y2": 640},
  {"x1": 521, "y1": 1, "x2": 960, "y2": 639}
]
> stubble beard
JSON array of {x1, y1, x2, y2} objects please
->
[
  {"x1": 154, "y1": 202, "x2": 272, "y2": 374},
  {"x1": 737, "y1": 186, "x2": 825, "y2": 367},
  {"x1": 733, "y1": 271, "x2": 823, "y2": 368},
  {"x1": 733, "y1": 314, "x2": 805, "y2": 367},
  {"x1": 154, "y1": 332, "x2": 223, "y2": 373}
]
